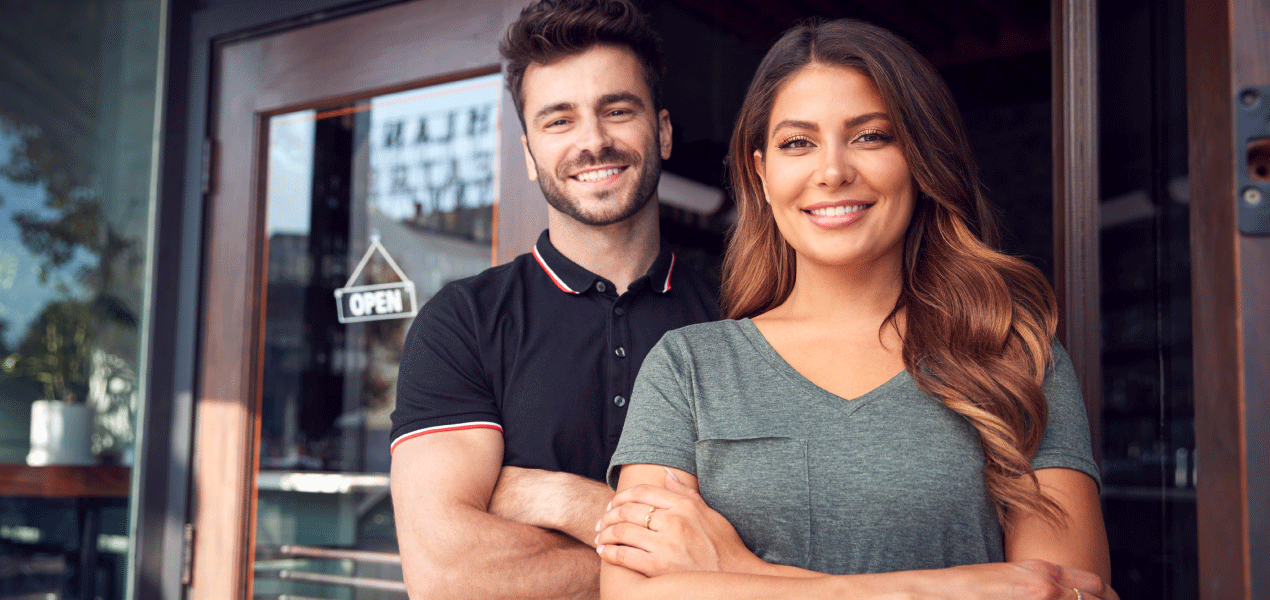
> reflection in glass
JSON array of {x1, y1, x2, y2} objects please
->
[
  {"x1": 0, "y1": 1, "x2": 160, "y2": 598},
  {"x1": 1097, "y1": 1, "x2": 1196, "y2": 598},
  {"x1": 256, "y1": 73, "x2": 500, "y2": 597}
]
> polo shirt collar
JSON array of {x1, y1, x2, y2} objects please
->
[{"x1": 531, "y1": 230, "x2": 677, "y2": 295}]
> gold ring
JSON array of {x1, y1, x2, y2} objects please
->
[
  {"x1": 644, "y1": 514, "x2": 652, "y2": 528},
  {"x1": 648, "y1": 505, "x2": 656, "y2": 513}
]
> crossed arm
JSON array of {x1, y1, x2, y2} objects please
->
[
  {"x1": 597, "y1": 464, "x2": 1118, "y2": 600},
  {"x1": 390, "y1": 427, "x2": 613, "y2": 599}
]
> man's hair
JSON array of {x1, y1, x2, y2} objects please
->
[{"x1": 499, "y1": 0, "x2": 664, "y2": 130}]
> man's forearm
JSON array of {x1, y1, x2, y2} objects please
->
[
  {"x1": 489, "y1": 466, "x2": 614, "y2": 546},
  {"x1": 402, "y1": 502, "x2": 600, "y2": 600}
]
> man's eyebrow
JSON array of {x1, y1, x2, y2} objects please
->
[
  {"x1": 770, "y1": 112, "x2": 890, "y2": 134},
  {"x1": 598, "y1": 92, "x2": 645, "y2": 109},
  {"x1": 533, "y1": 102, "x2": 575, "y2": 124}
]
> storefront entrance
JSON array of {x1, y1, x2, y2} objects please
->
[{"x1": 189, "y1": 2, "x2": 542, "y2": 597}]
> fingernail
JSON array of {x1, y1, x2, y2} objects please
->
[
  {"x1": 663, "y1": 467, "x2": 682, "y2": 483},
  {"x1": 596, "y1": 544, "x2": 604, "y2": 554},
  {"x1": 606, "y1": 501, "x2": 611, "y2": 511},
  {"x1": 595, "y1": 519, "x2": 601, "y2": 532},
  {"x1": 594, "y1": 535, "x2": 600, "y2": 545}
]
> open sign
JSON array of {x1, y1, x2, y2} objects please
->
[
  {"x1": 335, "y1": 282, "x2": 417, "y2": 323},
  {"x1": 334, "y1": 236, "x2": 418, "y2": 324}
]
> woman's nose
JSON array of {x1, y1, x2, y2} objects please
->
[{"x1": 816, "y1": 146, "x2": 855, "y2": 189}]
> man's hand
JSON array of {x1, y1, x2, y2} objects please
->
[
  {"x1": 489, "y1": 465, "x2": 613, "y2": 547},
  {"x1": 595, "y1": 467, "x2": 765, "y2": 577}
]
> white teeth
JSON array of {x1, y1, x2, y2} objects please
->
[
  {"x1": 574, "y1": 167, "x2": 623, "y2": 183},
  {"x1": 809, "y1": 204, "x2": 867, "y2": 217}
]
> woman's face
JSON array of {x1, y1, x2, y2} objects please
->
[{"x1": 754, "y1": 64, "x2": 915, "y2": 272}]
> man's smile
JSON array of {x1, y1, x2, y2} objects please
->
[{"x1": 571, "y1": 165, "x2": 628, "y2": 185}]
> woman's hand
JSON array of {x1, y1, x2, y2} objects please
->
[
  {"x1": 595, "y1": 468, "x2": 764, "y2": 577},
  {"x1": 907, "y1": 559, "x2": 1108, "y2": 600}
]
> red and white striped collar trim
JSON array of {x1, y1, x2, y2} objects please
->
[
  {"x1": 661, "y1": 253, "x2": 676, "y2": 293},
  {"x1": 390, "y1": 421, "x2": 503, "y2": 454},
  {"x1": 532, "y1": 245, "x2": 580, "y2": 294},
  {"x1": 533, "y1": 242, "x2": 676, "y2": 295}
]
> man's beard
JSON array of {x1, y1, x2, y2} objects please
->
[{"x1": 536, "y1": 142, "x2": 662, "y2": 227}]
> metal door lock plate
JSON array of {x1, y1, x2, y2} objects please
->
[{"x1": 1237, "y1": 85, "x2": 1270, "y2": 235}]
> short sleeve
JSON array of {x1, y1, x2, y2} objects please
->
[
  {"x1": 1031, "y1": 342, "x2": 1101, "y2": 489},
  {"x1": 607, "y1": 331, "x2": 699, "y2": 488},
  {"x1": 389, "y1": 283, "x2": 501, "y2": 452}
]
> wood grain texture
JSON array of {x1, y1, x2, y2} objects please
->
[
  {"x1": 0, "y1": 465, "x2": 131, "y2": 498},
  {"x1": 1233, "y1": 2, "x2": 1270, "y2": 598},
  {"x1": 189, "y1": 2, "x2": 538, "y2": 599},
  {"x1": 1051, "y1": 0, "x2": 1102, "y2": 464},
  {"x1": 1185, "y1": 0, "x2": 1265, "y2": 597}
]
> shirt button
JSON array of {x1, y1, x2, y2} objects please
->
[
  {"x1": 596, "y1": 282, "x2": 607, "y2": 293},
  {"x1": 614, "y1": 306, "x2": 625, "y2": 316},
  {"x1": 613, "y1": 395, "x2": 627, "y2": 407},
  {"x1": 615, "y1": 346, "x2": 626, "y2": 358}
]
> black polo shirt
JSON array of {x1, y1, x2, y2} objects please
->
[{"x1": 390, "y1": 230, "x2": 719, "y2": 481}]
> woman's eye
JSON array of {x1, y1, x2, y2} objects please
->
[
  {"x1": 777, "y1": 136, "x2": 813, "y2": 150},
  {"x1": 855, "y1": 130, "x2": 894, "y2": 144}
]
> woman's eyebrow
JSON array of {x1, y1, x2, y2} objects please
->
[
  {"x1": 843, "y1": 111, "x2": 889, "y2": 128},
  {"x1": 771, "y1": 119, "x2": 817, "y2": 133},
  {"x1": 771, "y1": 112, "x2": 890, "y2": 134}
]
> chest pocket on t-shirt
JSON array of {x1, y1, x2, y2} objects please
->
[{"x1": 694, "y1": 436, "x2": 810, "y2": 568}]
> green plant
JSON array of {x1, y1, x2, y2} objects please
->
[{"x1": 2, "y1": 300, "x2": 92, "y2": 403}]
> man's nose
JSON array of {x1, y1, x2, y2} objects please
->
[{"x1": 574, "y1": 116, "x2": 614, "y2": 154}]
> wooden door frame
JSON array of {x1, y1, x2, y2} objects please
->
[
  {"x1": 1185, "y1": 0, "x2": 1270, "y2": 598},
  {"x1": 1051, "y1": 0, "x2": 1102, "y2": 465},
  {"x1": 188, "y1": 1, "x2": 540, "y2": 598}
]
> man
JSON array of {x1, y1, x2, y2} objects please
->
[{"x1": 389, "y1": 1, "x2": 718, "y2": 598}]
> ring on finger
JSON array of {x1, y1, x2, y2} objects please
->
[
  {"x1": 1073, "y1": 588, "x2": 1084, "y2": 600},
  {"x1": 644, "y1": 513, "x2": 652, "y2": 528}
]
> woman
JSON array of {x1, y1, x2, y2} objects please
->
[{"x1": 597, "y1": 19, "x2": 1115, "y2": 600}]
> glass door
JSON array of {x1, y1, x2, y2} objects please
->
[
  {"x1": 189, "y1": 3, "x2": 543, "y2": 598},
  {"x1": 252, "y1": 75, "x2": 501, "y2": 598}
]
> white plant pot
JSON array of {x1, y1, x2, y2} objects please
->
[{"x1": 26, "y1": 400, "x2": 96, "y2": 466}]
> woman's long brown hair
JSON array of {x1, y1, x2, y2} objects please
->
[{"x1": 722, "y1": 19, "x2": 1064, "y2": 528}]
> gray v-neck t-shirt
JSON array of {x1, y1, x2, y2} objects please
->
[{"x1": 607, "y1": 319, "x2": 1099, "y2": 575}]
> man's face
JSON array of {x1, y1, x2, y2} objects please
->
[{"x1": 519, "y1": 44, "x2": 672, "y2": 227}]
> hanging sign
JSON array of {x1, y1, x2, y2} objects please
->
[{"x1": 334, "y1": 236, "x2": 418, "y2": 323}]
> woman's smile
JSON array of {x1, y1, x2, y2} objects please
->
[{"x1": 803, "y1": 201, "x2": 873, "y2": 228}]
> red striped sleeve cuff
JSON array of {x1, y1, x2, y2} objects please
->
[{"x1": 389, "y1": 421, "x2": 504, "y2": 454}]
